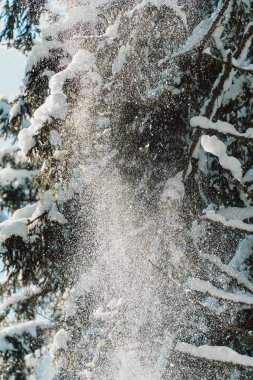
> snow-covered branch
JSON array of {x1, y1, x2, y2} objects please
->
[
  {"x1": 203, "y1": 49, "x2": 253, "y2": 75},
  {"x1": 176, "y1": 342, "x2": 253, "y2": 367},
  {"x1": 196, "y1": 0, "x2": 232, "y2": 56},
  {"x1": 190, "y1": 116, "x2": 253, "y2": 141},
  {"x1": 204, "y1": 209, "x2": 253, "y2": 233},
  {"x1": 187, "y1": 277, "x2": 253, "y2": 305}
]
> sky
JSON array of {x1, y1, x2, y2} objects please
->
[
  {"x1": 0, "y1": 46, "x2": 26, "y2": 97},
  {"x1": 0, "y1": 47, "x2": 25, "y2": 279}
]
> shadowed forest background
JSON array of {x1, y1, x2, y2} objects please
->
[{"x1": 0, "y1": 0, "x2": 253, "y2": 379}]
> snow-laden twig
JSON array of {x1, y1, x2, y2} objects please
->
[
  {"x1": 184, "y1": 20, "x2": 253, "y2": 181},
  {"x1": 190, "y1": 116, "x2": 253, "y2": 140},
  {"x1": 160, "y1": 0, "x2": 232, "y2": 66},
  {"x1": 199, "y1": 252, "x2": 253, "y2": 294},
  {"x1": 196, "y1": 0, "x2": 232, "y2": 56},
  {"x1": 148, "y1": 260, "x2": 253, "y2": 340},
  {"x1": 204, "y1": 210, "x2": 253, "y2": 233},
  {"x1": 0, "y1": 321, "x2": 40, "y2": 352},
  {"x1": 176, "y1": 342, "x2": 253, "y2": 367},
  {"x1": 203, "y1": 49, "x2": 253, "y2": 74},
  {"x1": 0, "y1": 287, "x2": 41, "y2": 317},
  {"x1": 201, "y1": 134, "x2": 242, "y2": 180},
  {"x1": 187, "y1": 277, "x2": 253, "y2": 305}
]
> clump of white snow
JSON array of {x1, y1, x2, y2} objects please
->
[
  {"x1": 50, "y1": 329, "x2": 69, "y2": 357},
  {"x1": 191, "y1": 116, "x2": 253, "y2": 138},
  {"x1": 176, "y1": 342, "x2": 253, "y2": 367},
  {"x1": 204, "y1": 210, "x2": 253, "y2": 232},
  {"x1": 161, "y1": 171, "x2": 185, "y2": 201},
  {"x1": 201, "y1": 135, "x2": 242, "y2": 180},
  {"x1": 0, "y1": 168, "x2": 38, "y2": 187},
  {"x1": 0, "y1": 321, "x2": 39, "y2": 352},
  {"x1": 187, "y1": 277, "x2": 253, "y2": 304},
  {"x1": 126, "y1": 0, "x2": 187, "y2": 28},
  {"x1": 0, "y1": 190, "x2": 67, "y2": 248}
]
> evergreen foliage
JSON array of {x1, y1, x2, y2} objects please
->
[
  {"x1": 0, "y1": 0, "x2": 252, "y2": 378},
  {"x1": 0, "y1": 2, "x2": 73, "y2": 377},
  {"x1": 0, "y1": 0, "x2": 47, "y2": 52}
]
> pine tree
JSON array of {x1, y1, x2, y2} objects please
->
[
  {"x1": 0, "y1": 0, "x2": 253, "y2": 378},
  {"x1": 0, "y1": 93, "x2": 42, "y2": 380},
  {"x1": 44, "y1": 1, "x2": 253, "y2": 378},
  {"x1": 0, "y1": 2, "x2": 75, "y2": 378},
  {"x1": 0, "y1": 0, "x2": 47, "y2": 52}
]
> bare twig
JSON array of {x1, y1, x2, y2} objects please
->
[{"x1": 36, "y1": 309, "x2": 55, "y2": 323}]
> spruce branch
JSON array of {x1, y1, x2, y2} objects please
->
[
  {"x1": 196, "y1": 0, "x2": 233, "y2": 56},
  {"x1": 203, "y1": 51, "x2": 253, "y2": 75},
  {"x1": 149, "y1": 259, "x2": 253, "y2": 342}
]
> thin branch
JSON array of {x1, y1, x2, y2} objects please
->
[
  {"x1": 159, "y1": 0, "x2": 233, "y2": 68},
  {"x1": 203, "y1": 51, "x2": 253, "y2": 74},
  {"x1": 148, "y1": 259, "x2": 253, "y2": 342},
  {"x1": 183, "y1": 60, "x2": 233, "y2": 181},
  {"x1": 229, "y1": 177, "x2": 253, "y2": 199},
  {"x1": 203, "y1": 216, "x2": 253, "y2": 235},
  {"x1": 183, "y1": 128, "x2": 201, "y2": 181},
  {"x1": 149, "y1": 259, "x2": 182, "y2": 287},
  {"x1": 197, "y1": 0, "x2": 232, "y2": 56},
  {"x1": 198, "y1": 253, "x2": 253, "y2": 294},
  {"x1": 204, "y1": 53, "x2": 233, "y2": 118},
  {"x1": 192, "y1": 126, "x2": 253, "y2": 143},
  {"x1": 36, "y1": 309, "x2": 55, "y2": 323},
  {"x1": 184, "y1": 22, "x2": 253, "y2": 180},
  {"x1": 27, "y1": 211, "x2": 47, "y2": 227},
  {"x1": 234, "y1": 23, "x2": 253, "y2": 60}
]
